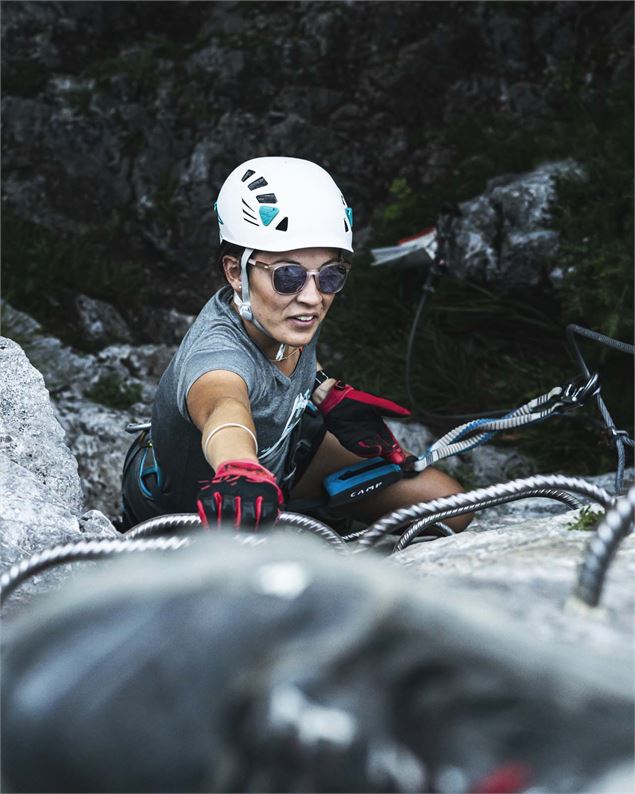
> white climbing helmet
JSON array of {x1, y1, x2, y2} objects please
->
[
  {"x1": 214, "y1": 156, "x2": 354, "y2": 254},
  {"x1": 214, "y1": 157, "x2": 354, "y2": 343}
]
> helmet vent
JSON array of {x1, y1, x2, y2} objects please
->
[
  {"x1": 243, "y1": 208, "x2": 257, "y2": 221},
  {"x1": 344, "y1": 219, "x2": 349, "y2": 232},
  {"x1": 276, "y1": 217, "x2": 289, "y2": 232},
  {"x1": 241, "y1": 169, "x2": 255, "y2": 182},
  {"x1": 242, "y1": 198, "x2": 254, "y2": 210},
  {"x1": 256, "y1": 193, "x2": 277, "y2": 204},
  {"x1": 248, "y1": 177, "x2": 268, "y2": 190},
  {"x1": 244, "y1": 218, "x2": 259, "y2": 227}
]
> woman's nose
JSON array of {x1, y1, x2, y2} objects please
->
[{"x1": 297, "y1": 273, "x2": 322, "y2": 302}]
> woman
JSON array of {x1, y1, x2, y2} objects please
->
[{"x1": 120, "y1": 156, "x2": 469, "y2": 532}]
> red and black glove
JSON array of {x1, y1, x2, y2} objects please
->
[
  {"x1": 318, "y1": 381, "x2": 411, "y2": 465},
  {"x1": 196, "y1": 459, "x2": 283, "y2": 531}
]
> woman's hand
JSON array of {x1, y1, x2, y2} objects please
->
[
  {"x1": 196, "y1": 459, "x2": 284, "y2": 530},
  {"x1": 318, "y1": 381, "x2": 410, "y2": 464}
]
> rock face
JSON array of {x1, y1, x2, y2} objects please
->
[
  {"x1": 439, "y1": 159, "x2": 587, "y2": 290},
  {"x1": 2, "y1": 301, "x2": 182, "y2": 518},
  {"x1": 2, "y1": 1, "x2": 631, "y2": 288},
  {"x1": 392, "y1": 504, "x2": 635, "y2": 658},
  {"x1": 0, "y1": 336, "x2": 118, "y2": 612},
  {"x1": 0, "y1": 336, "x2": 83, "y2": 512}
]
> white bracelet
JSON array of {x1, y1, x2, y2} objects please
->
[{"x1": 203, "y1": 423, "x2": 258, "y2": 458}]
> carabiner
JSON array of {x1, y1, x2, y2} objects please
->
[{"x1": 558, "y1": 372, "x2": 601, "y2": 408}]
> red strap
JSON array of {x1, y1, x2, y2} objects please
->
[
  {"x1": 319, "y1": 382, "x2": 411, "y2": 417},
  {"x1": 196, "y1": 498, "x2": 207, "y2": 527},
  {"x1": 254, "y1": 495, "x2": 263, "y2": 528}
]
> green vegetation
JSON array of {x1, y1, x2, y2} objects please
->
[
  {"x1": 86, "y1": 372, "x2": 143, "y2": 410},
  {"x1": 2, "y1": 210, "x2": 144, "y2": 348},
  {"x1": 84, "y1": 40, "x2": 167, "y2": 98},
  {"x1": 566, "y1": 505, "x2": 602, "y2": 532},
  {"x1": 1, "y1": 59, "x2": 49, "y2": 97}
]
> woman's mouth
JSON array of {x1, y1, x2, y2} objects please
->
[{"x1": 287, "y1": 314, "x2": 318, "y2": 328}]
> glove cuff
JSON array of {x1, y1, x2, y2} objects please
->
[
  {"x1": 214, "y1": 459, "x2": 274, "y2": 479},
  {"x1": 210, "y1": 459, "x2": 283, "y2": 506}
]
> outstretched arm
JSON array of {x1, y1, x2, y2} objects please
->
[{"x1": 187, "y1": 371, "x2": 283, "y2": 530}]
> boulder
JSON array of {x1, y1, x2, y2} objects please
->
[
  {"x1": 0, "y1": 336, "x2": 82, "y2": 511},
  {"x1": 73, "y1": 294, "x2": 134, "y2": 345},
  {"x1": 0, "y1": 338, "x2": 119, "y2": 612},
  {"x1": 2, "y1": 303, "x2": 173, "y2": 518},
  {"x1": 441, "y1": 160, "x2": 587, "y2": 290}
]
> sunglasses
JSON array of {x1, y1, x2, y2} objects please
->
[{"x1": 248, "y1": 258, "x2": 352, "y2": 295}]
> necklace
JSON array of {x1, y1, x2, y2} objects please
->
[{"x1": 268, "y1": 346, "x2": 302, "y2": 362}]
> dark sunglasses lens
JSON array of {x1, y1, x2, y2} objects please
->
[
  {"x1": 317, "y1": 264, "x2": 349, "y2": 293},
  {"x1": 273, "y1": 265, "x2": 307, "y2": 294}
]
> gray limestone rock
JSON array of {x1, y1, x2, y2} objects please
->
[
  {"x1": 0, "y1": 338, "x2": 91, "y2": 611},
  {"x1": 391, "y1": 507, "x2": 635, "y2": 659},
  {"x1": 0, "y1": 337, "x2": 83, "y2": 512},
  {"x1": 56, "y1": 398, "x2": 135, "y2": 520},
  {"x1": 443, "y1": 159, "x2": 587, "y2": 290},
  {"x1": 73, "y1": 294, "x2": 134, "y2": 345},
  {"x1": 77, "y1": 509, "x2": 119, "y2": 537}
]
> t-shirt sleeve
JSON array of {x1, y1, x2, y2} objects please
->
[{"x1": 176, "y1": 346, "x2": 260, "y2": 420}]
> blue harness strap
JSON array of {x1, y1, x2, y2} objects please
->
[{"x1": 138, "y1": 438, "x2": 164, "y2": 499}]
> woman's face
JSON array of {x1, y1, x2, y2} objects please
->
[{"x1": 226, "y1": 247, "x2": 344, "y2": 350}]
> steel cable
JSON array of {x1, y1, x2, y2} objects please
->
[
  {"x1": 341, "y1": 521, "x2": 454, "y2": 544},
  {"x1": 356, "y1": 475, "x2": 613, "y2": 551},
  {"x1": 392, "y1": 488, "x2": 584, "y2": 553},
  {"x1": 565, "y1": 324, "x2": 634, "y2": 492},
  {"x1": 125, "y1": 511, "x2": 347, "y2": 550},
  {"x1": 571, "y1": 484, "x2": 635, "y2": 607},
  {"x1": 0, "y1": 536, "x2": 190, "y2": 606}
]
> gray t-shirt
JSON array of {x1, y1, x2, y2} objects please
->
[{"x1": 151, "y1": 286, "x2": 318, "y2": 510}]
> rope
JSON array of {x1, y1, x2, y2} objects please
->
[
  {"x1": 571, "y1": 484, "x2": 635, "y2": 607},
  {"x1": 392, "y1": 488, "x2": 584, "y2": 553},
  {"x1": 355, "y1": 475, "x2": 613, "y2": 551}
]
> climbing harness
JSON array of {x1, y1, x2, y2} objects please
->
[{"x1": 123, "y1": 421, "x2": 164, "y2": 500}]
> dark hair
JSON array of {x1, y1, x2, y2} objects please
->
[{"x1": 216, "y1": 240, "x2": 245, "y2": 284}]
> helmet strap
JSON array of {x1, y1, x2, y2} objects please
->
[
  {"x1": 236, "y1": 248, "x2": 255, "y2": 321},
  {"x1": 232, "y1": 248, "x2": 286, "y2": 360}
]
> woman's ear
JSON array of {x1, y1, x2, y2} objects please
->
[{"x1": 222, "y1": 256, "x2": 242, "y2": 291}]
